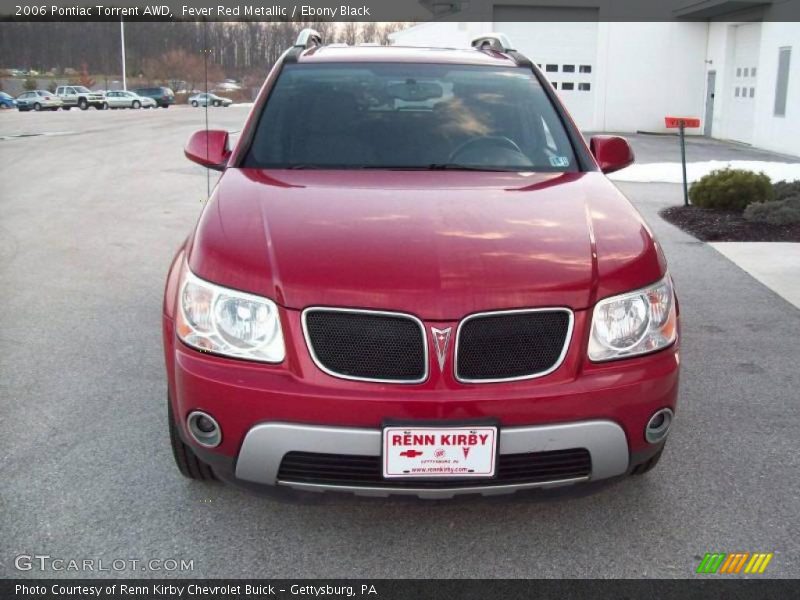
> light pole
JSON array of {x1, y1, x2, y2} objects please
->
[{"x1": 120, "y1": 17, "x2": 127, "y2": 90}]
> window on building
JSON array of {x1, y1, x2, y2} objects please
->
[
  {"x1": 751, "y1": 67, "x2": 757, "y2": 77},
  {"x1": 578, "y1": 83, "x2": 591, "y2": 91},
  {"x1": 546, "y1": 64, "x2": 558, "y2": 72},
  {"x1": 579, "y1": 65, "x2": 592, "y2": 73},
  {"x1": 736, "y1": 67, "x2": 742, "y2": 77},
  {"x1": 774, "y1": 47, "x2": 791, "y2": 117},
  {"x1": 735, "y1": 87, "x2": 740, "y2": 97},
  {"x1": 561, "y1": 82, "x2": 574, "y2": 91},
  {"x1": 749, "y1": 87, "x2": 755, "y2": 98},
  {"x1": 562, "y1": 64, "x2": 575, "y2": 73},
  {"x1": 743, "y1": 68, "x2": 749, "y2": 77},
  {"x1": 552, "y1": 82, "x2": 558, "y2": 89}
]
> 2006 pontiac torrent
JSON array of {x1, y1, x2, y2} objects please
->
[{"x1": 163, "y1": 31, "x2": 680, "y2": 498}]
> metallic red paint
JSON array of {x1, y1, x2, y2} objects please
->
[
  {"x1": 590, "y1": 135, "x2": 636, "y2": 174},
  {"x1": 184, "y1": 129, "x2": 231, "y2": 171}
]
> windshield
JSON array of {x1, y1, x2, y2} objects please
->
[
  {"x1": 74, "y1": 86, "x2": 91, "y2": 93},
  {"x1": 243, "y1": 63, "x2": 577, "y2": 172}
]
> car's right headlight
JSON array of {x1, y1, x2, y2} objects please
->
[
  {"x1": 176, "y1": 265, "x2": 285, "y2": 363},
  {"x1": 588, "y1": 275, "x2": 677, "y2": 362}
]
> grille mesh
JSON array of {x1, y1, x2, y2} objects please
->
[
  {"x1": 278, "y1": 448, "x2": 591, "y2": 488},
  {"x1": 304, "y1": 310, "x2": 426, "y2": 382},
  {"x1": 456, "y1": 310, "x2": 571, "y2": 381}
]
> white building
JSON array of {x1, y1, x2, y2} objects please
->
[{"x1": 389, "y1": 2, "x2": 799, "y2": 156}]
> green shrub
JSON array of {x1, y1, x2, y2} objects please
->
[
  {"x1": 689, "y1": 168, "x2": 773, "y2": 211},
  {"x1": 772, "y1": 179, "x2": 800, "y2": 201},
  {"x1": 744, "y1": 195, "x2": 800, "y2": 225}
]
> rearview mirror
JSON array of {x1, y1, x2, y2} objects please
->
[
  {"x1": 589, "y1": 135, "x2": 634, "y2": 174},
  {"x1": 184, "y1": 129, "x2": 231, "y2": 171}
]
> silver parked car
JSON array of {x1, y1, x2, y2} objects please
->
[
  {"x1": 188, "y1": 92, "x2": 233, "y2": 107},
  {"x1": 16, "y1": 90, "x2": 63, "y2": 111},
  {"x1": 105, "y1": 90, "x2": 156, "y2": 109}
]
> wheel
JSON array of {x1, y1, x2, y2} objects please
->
[
  {"x1": 213, "y1": 100, "x2": 221, "y2": 107},
  {"x1": 50, "y1": 107, "x2": 58, "y2": 111},
  {"x1": 168, "y1": 397, "x2": 216, "y2": 481},
  {"x1": 101, "y1": 102, "x2": 108, "y2": 110},
  {"x1": 62, "y1": 106, "x2": 71, "y2": 111},
  {"x1": 631, "y1": 447, "x2": 665, "y2": 475},
  {"x1": 33, "y1": 102, "x2": 42, "y2": 111},
  {"x1": 78, "y1": 98, "x2": 88, "y2": 110},
  {"x1": 161, "y1": 104, "x2": 169, "y2": 109},
  {"x1": 191, "y1": 100, "x2": 198, "y2": 107},
  {"x1": 132, "y1": 100, "x2": 140, "y2": 109}
]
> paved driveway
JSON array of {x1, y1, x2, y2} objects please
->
[{"x1": 1, "y1": 110, "x2": 798, "y2": 578}]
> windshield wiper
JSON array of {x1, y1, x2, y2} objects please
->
[{"x1": 425, "y1": 163, "x2": 516, "y2": 172}]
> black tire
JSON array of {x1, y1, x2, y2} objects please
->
[
  {"x1": 631, "y1": 447, "x2": 664, "y2": 475},
  {"x1": 213, "y1": 100, "x2": 221, "y2": 107},
  {"x1": 191, "y1": 100, "x2": 198, "y2": 107},
  {"x1": 132, "y1": 100, "x2": 140, "y2": 109},
  {"x1": 62, "y1": 106, "x2": 71, "y2": 111},
  {"x1": 50, "y1": 107, "x2": 58, "y2": 111},
  {"x1": 161, "y1": 104, "x2": 169, "y2": 109},
  {"x1": 168, "y1": 397, "x2": 216, "y2": 481},
  {"x1": 33, "y1": 102, "x2": 42, "y2": 111},
  {"x1": 78, "y1": 98, "x2": 88, "y2": 110},
  {"x1": 101, "y1": 102, "x2": 108, "y2": 110}
]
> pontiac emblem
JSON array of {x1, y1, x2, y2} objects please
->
[{"x1": 431, "y1": 327, "x2": 452, "y2": 372}]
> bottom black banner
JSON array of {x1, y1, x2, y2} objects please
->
[{"x1": 1, "y1": 579, "x2": 796, "y2": 600}]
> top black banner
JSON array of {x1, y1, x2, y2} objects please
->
[{"x1": 2, "y1": 0, "x2": 800, "y2": 22}]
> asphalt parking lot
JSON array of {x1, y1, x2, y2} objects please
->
[{"x1": 1, "y1": 107, "x2": 799, "y2": 579}]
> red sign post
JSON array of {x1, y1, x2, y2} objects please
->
[{"x1": 665, "y1": 116, "x2": 701, "y2": 206}]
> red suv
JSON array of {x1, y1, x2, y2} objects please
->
[{"x1": 164, "y1": 31, "x2": 679, "y2": 498}]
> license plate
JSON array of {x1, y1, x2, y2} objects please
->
[{"x1": 382, "y1": 425, "x2": 497, "y2": 479}]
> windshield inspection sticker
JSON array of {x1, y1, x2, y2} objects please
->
[{"x1": 550, "y1": 156, "x2": 570, "y2": 167}]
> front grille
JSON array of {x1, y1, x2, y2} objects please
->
[
  {"x1": 277, "y1": 448, "x2": 591, "y2": 488},
  {"x1": 303, "y1": 309, "x2": 427, "y2": 383},
  {"x1": 456, "y1": 309, "x2": 572, "y2": 382}
]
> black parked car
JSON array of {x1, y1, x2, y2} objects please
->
[{"x1": 133, "y1": 86, "x2": 175, "y2": 108}]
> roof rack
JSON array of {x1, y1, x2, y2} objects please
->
[
  {"x1": 294, "y1": 28, "x2": 322, "y2": 49},
  {"x1": 470, "y1": 33, "x2": 515, "y2": 53}
]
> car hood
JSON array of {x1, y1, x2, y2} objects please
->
[{"x1": 188, "y1": 169, "x2": 665, "y2": 319}]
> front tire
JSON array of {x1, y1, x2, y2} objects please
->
[
  {"x1": 191, "y1": 100, "x2": 198, "y2": 107},
  {"x1": 33, "y1": 102, "x2": 42, "y2": 111},
  {"x1": 213, "y1": 100, "x2": 221, "y2": 107},
  {"x1": 78, "y1": 98, "x2": 88, "y2": 110},
  {"x1": 631, "y1": 447, "x2": 665, "y2": 475},
  {"x1": 101, "y1": 102, "x2": 108, "y2": 110},
  {"x1": 168, "y1": 397, "x2": 216, "y2": 481},
  {"x1": 132, "y1": 100, "x2": 140, "y2": 109}
]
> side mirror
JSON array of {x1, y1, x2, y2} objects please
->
[
  {"x1": 184, "y1": 129, "x2": 231, "y2": 171},
  {"x1": 590, "y1": 135, "x2": 634, "y2": 174}
]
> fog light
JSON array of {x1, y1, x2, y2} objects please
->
[
  {"x1": 645, "y1": 408, "x2": 673, "y2": 444},
  {"x1": 187, "y1": 411, "x2": 222, "y2": 448}
]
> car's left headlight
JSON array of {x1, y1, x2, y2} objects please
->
[
  {"x1": 588, "y1": 274, "x2": 677, "y2": 362},
  {"x1": 176, "y1": 265, "x2": 285, "y2": 363}
]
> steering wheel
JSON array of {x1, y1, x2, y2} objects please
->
[{"x1": 448, "y1": 135, "x2": 525, "y2": 163}]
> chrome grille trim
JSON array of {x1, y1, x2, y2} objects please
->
[
  {"x1": 301, "y1": 306, "x2": 429, "y2": 384},
  {"x1": 454, "y1": 307, "x2": 574, "y2": 384}
]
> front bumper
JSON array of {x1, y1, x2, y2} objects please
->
[{"x1": 233, "y1": 420, "x2": 628, "y2": 498}]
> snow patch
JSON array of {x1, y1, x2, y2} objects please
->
[{"x1": 609, "y1": 160, "x2": 800, "y2": 184}]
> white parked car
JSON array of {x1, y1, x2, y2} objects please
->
[
  {"x1": 188, "y1": 92, "x2": 233, "y2": 107},
  {"x1": 104, "y1": 90, "x2": 156, "y2": 109}
]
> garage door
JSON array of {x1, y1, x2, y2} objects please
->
[
  {"x1": 722, "y1": 23, "x2": 761, "y2": 144},
  {"x1": 494, "y1": 6, "x2": 599, "y2": 130}
]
